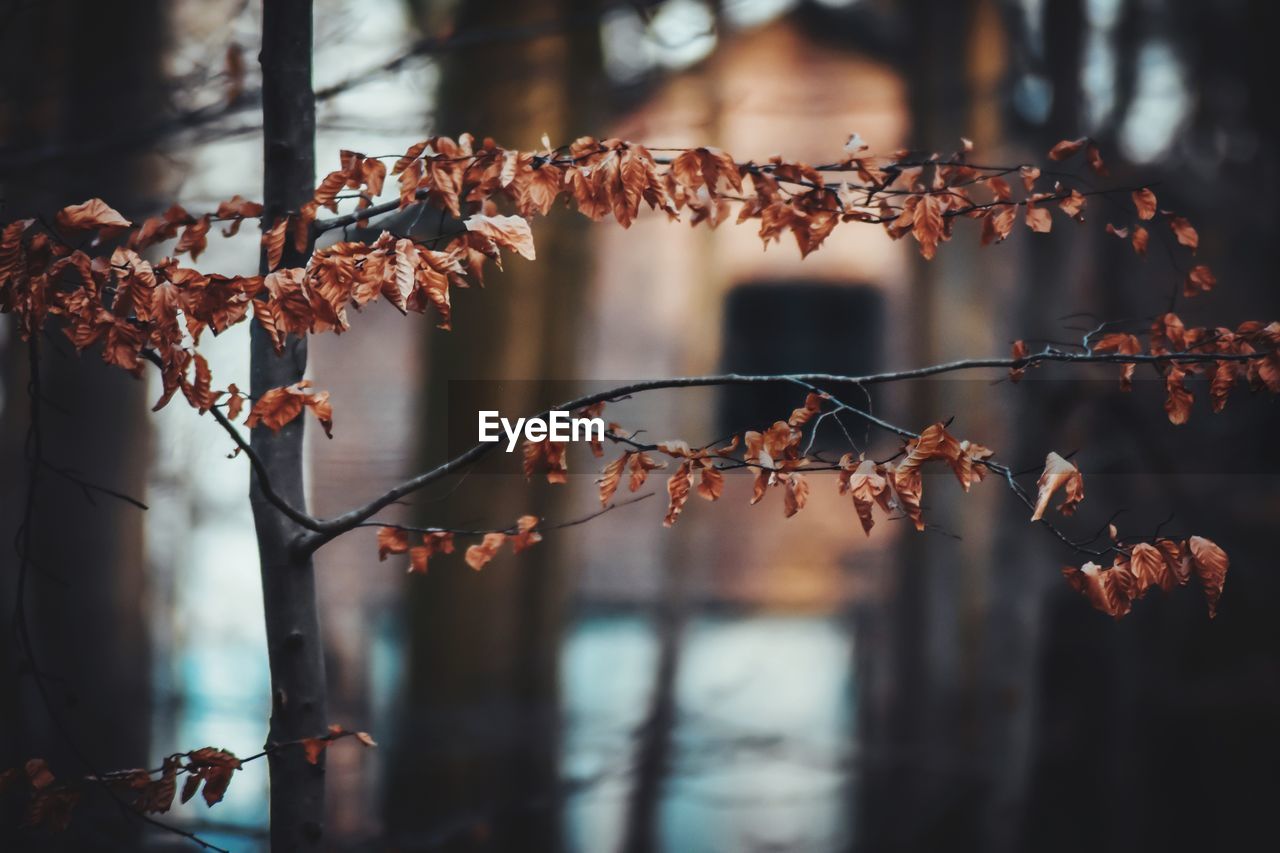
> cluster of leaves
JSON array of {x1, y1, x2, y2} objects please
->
[
  {"x1": 1012, "y1": 315, "x2": 1280, "y2": 424},
  {"x1": 484, "y1": 393, "x2": 1225, "y2": 619},
  {"x1": 0, "y1": 759, "x2": 78, "y2": 833},
  {"x1": 0, "y1": 133, "x2": 1263, "y2": 617},
  {"x1": 376, "y1": 514, "x2": 543, "y2": 573},
  {"x1": 1064, "y1": 535, "x2": 1228, "y2": 619},
  {"x1": 0, "y1": 748, "x2": 239, "y2": 833},
  {"x1": 0, "y1": 727, "x2": 375, "y2": 835},
  {"x1": 0, "y1": 134, "x2": 1196, "y2": 440}
]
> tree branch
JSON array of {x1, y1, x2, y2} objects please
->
[{"x1": 295, "y1": 345, "x2": 1270, "y2": 553}]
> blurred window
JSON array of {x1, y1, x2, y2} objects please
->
[{"x1": 718, "y1": 282, "x2": 883, "y2": 447}]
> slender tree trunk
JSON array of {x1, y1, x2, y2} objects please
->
[
  {"x1": 979, "y1": 2, "x2": 1086, "y2": 850},
  {"x1": 619, "y1": 592, "x2": 683, "y2": 853},
  {"x1": 855, "y1": 3, "x2": 979, "y2": 850},
  {"x1": 254, "y1": 2, "x2": 328, "y2": 850},
  {"x1": 388, "y1": 1, "x2": 601, "y2": 847}
]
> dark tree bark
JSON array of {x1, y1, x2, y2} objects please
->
[
  {"x1": 979, "y1": 2, "x2": 1087, "y2": 850},
  {"x1": 254, "y1": 2, "x2": 328, "y2": 850},
  {"x1": 386, "y1": 2, "x2": 602, "y2": 848},
  {"x1": 854, "y1": 2, "x2": 982, "y2": 850},
  {"x1": 0, "y1": 1, "x2": 162, "y2": 848}
]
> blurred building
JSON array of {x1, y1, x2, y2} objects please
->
[{"x1": 572, "y1": 12, "x2": 912, "y2": 609}]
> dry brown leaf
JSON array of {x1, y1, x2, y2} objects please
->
[
  {"x1": 1031, "y1": 452, "x2": 1084, "y2": 521},
  {"x1": 1132, "y1": 188, "x2": 1157, "y2": 220},
  {"x1": 465, "y1": 533, "x2": 506, "y2": 570},
  {"x1": 1187, "y1": 535, "x2": 1228, "y2": 618},
  {"x1": 464, "y1": 213, "x2": 536, "y2": 260}
]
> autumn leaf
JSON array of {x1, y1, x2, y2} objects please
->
[
  {"x1": 376, "y1": 526, "x2": 410, "y2": 560},
  {"x1": 980, "y1": 204, "x2": 1017, "y2": 245},
  {"x1": 577, "y1": 401, "x2": 607, "y2": 456},
  {"x1": 263, "y1": 218, "x2": 288, "y2": 271},
  {"x1": 954, "y1": 440, "x2": 994, "y2": 492},
  {"x1": 1031, "y1": 452, "x2": 1084, "y2": 521},
  {"x1": 511, "y1": 153, "x2": 564, "y2": 217},
  {"x1": 1047, "y1": 137, "x2": 1088, "y2": 161},
  {"x1": 302, "y1": 737, "x2": 329, "y2": 766},
  {"x1": 136, "y1": 758, "x2": 179, "y2": 814},
  {"x1": 246, "y1": 380, "x2": 334, "y2": 438},
  {"x1": 1167, "y1": 215, "x2": 1198, "y2": 252},
  {"x1": 175, "y1": 215, "x2": 211, "y2": 261},
  {"x1": 23, "y1": 780, "x2": 80, "y2": 832},
  {"x1": 216, "y1": 195, "x2": 262, "y2": 236},
  {"x1": 407, "y1": 532, "x2": 458, "y2": 571},
  {"x1": 1183, "y1": 264, "x2": 1215, "y2": 297},
  {"x1": 696, "y1": 465, "x2": 724, "y2": 501},
  {"x1": 788, "y1": 392, "x2": 825, "y2": 427},
  {"x1": 184, "y1": 748, "x2": 241, "y2": 807},
  {"x1": 1131, "y1": 225, "x2": 1148, "y2": 257},
  {"x1": 464, "y1": 213, "x2": 536, "y2": 260},
  {"x1": 1210, "y1": 360, "x2": 1237, "y2": 413},
  {"x1": 54, "y1": 198, "x2": 131, "y2": 233},
  {"x1": 465, "y1": 533, "x2": 506, "y2": 570},
  {"x1": 1164, "y1": 365, "x2": 1193, "y2": 425},
  {"x1": 664, "y1": 460, "x2": 693, "y2": 527},
  {"x1": 1024, "y1": 200, "x2": 1052, "y2": 233},
  {"x1": 1128, "y1": 542, "x2": 1173, "y2": 595},
  {"x1": 1131, "y1": 188, "x2": 1157, "y2": 220},
  {"x1": 25, "y1": 759, "x2": 54, "y2": 790},
  {"x1": 886, "y1": 464, "x2": 925, "y2": 531},
  {"x1": 912, "y1": 193, "x2": 944, "y2": 259},
  {"x1": 1156, "y1": 538, "x2": 1193, "y2": 586},
  {"x1": 1058, "y1": 189, "x2": 1086, "y2": 219},
  {"x1": 523, "y1": 439, "x2": 568, "y2": 484},
  {"x1": 628, "y1": 451, "x2": 664, "y2": 492},
  {"x1": 1085, "y1": 142, "x2": 1108, "y2": 176},
  {"x1": 783, "y1": 472, "x2": 809, "y2": 517},
  {"x1": 1020, "y1": 165, "x2": 1040, "y2": 192},
  {"x1": 1092, "y1": 333, "x2": 1141, "y2": 390},
  {"x1": 1063, "y1": 561, "x2": 1136, "y2": 618},
  {"x1": 224, "y1": 383, "x2": 245, "y2": 421},
  {"x1": 598, "y1": 453, "x2": 629, "y2": 506},
  {"x1": 1187, "y1": 535, "x2": 1228, "y2": 618},
  {"x1": 510, "y1": 515, "x2": 542, "y2": 553},
  {"x1": 839, "y1": 456, "x2": 886, "y2": 536}
]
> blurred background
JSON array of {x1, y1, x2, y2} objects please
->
[{"x1": 2, "y1": 0, "x2": 1279, "y2": 851}]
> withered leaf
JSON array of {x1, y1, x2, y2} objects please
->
[
  {"x1": 510, "y1": 515, "x2": 542, "y2": 553},
  {"x1": 1184, "y1": 264, "x2": 1215, "y2": 297},
  {"x1": 465, "y1": 533, "x2": 506, "y2": 570},
  {"x1": 1132, "y1": 188, "x2": 1157, "y2": 220},
  {"x1": 1063, "y1": 561, "x2": 1135, "y2": 618},
  {"x1": 464, "y1": 213, "x2": 536, "y2": 260},
  {"x1": 1031, "y1": 452, "x2": 1084, "y2": 521},
  {"x1": 54, "y1": 199, "x2": 131, "y2": 233},
  {"x1": 1187, "y1": 535, "x2": 1228, "y2": 618},
  {"x1": 1168, "y1": 215, "x2": 1198, "y2": 252}
]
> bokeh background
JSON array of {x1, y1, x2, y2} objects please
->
[{"x1": 2, "y1": 1, "x2": 1279, "y2": 851}]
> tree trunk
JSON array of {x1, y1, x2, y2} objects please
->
[
  {"x1": 387, "y1": 2, "x2": 602, "y2": 847},
  {"x1": 0, "y1": 2, "x2": 161, "y2": 847},
  {"x1": 254, "y1": 2, "x2": 328, "y2": 850},
  {"x1": 978, "y1": 2, "x2": 1086, "y2": 850},
  {"x1": 854, "y1": 3, "x2": 980, "y2": 850}
]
